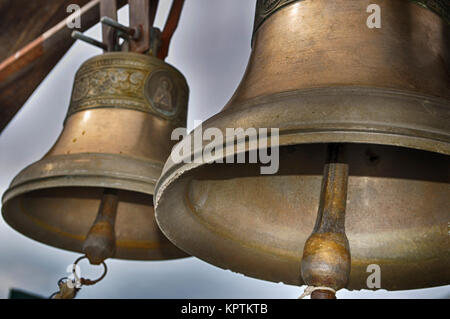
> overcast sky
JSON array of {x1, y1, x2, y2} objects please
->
[{"x1": 0, "y1": 1, "x2": 448, "y2": 299}]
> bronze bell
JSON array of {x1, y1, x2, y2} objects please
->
[
  {"x1": 154, "y1": 0, "x2": 450, "y2": 293},
  {"x1": 2, "y1": 52, "x2": 189, "y2": 261}
]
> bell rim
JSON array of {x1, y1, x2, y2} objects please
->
[
  {"x1": 1, "y1": 152, "x2": 191, "y2": 261},
  {"x1": 2, "y1": 196, "x2": 190, "y2": 261},
  {"x1": 156, "y1": 86, "x2": 450, "y2": 201},
  {"x1": 3, "y1": 152, "x2": 163, "y2": 206}
]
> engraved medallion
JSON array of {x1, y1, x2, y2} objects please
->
[{"x1": 145, "y1": 70, "x2": 178, "y2": 117}]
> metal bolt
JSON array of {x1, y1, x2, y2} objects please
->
[
  {"x1": 71, "y1": 31, "x2": 107, "y2": 50},
  {"x1": 100, "y1": 17, "x2": 140, "y2": 40}
]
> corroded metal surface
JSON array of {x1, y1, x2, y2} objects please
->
[
  {"x1": 253, "y1": 0, "x2": 450, "y2": 34},
  {"x1": 155, "y1": 0, "x2": 450, "y2": 290},
  {"x1": 2, "y1": 52, "x2": 189, "y2": 260}
]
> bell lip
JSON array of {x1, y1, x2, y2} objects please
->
[
  {"x1": 1, "y1": 197, "x2": 190, "y2": 261},
  {"x1": 2, "y1": 152, "x2": 163, "y2": 206},
  {"x1": 156, "y1": 86, "x2": 450, "y2": 202},
  {"x1": 156, "y1": 132, "x2": 449, "y2": 204},
  {"x1": 1, "y1": 152, "x2": 191, "y2": 261}
]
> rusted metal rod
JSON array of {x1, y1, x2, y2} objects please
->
[
  {"x1": 72, "y1": 31, "x2": 108, "y2": 50},
  {"x1": 100, "y1": 0, "x2": 119, "y2": 52},
  {"x1": 101, "y1": 17, "x2": 141, "y2": 39},
  {"x1": 301, "y1": 143, "x2": 351, "y2": 299},
  {"x1": 82, "y1": 188, "x2": 119, "y2": 265}
]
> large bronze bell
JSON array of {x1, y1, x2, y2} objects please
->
[
  {"x1": 2, "y1": 52, "x2": 189, "y2": 261},
  {"x1": 154, "y1": 0, "x2": 450, "y2": 292}
]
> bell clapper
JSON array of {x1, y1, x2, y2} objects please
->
[
  {"x1": 300, "y1": 144, "x2": 351, "y2": 299},
  {"x1": 82, "y1": 188, "x2": 119, "y2": 265},
  {"x1": 49, "y1": 188, "x2": 116, "y2": 299}
]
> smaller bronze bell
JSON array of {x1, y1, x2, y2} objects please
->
[{"x1": 2, "y1": 52, "x2": 189, "y2": 261}]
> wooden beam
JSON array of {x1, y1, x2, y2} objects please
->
[
  {"x1": 0, "y1": 0, "x2": 127, "y2": 133},
  {"x1": 0, "y1": 0, "x2": 91, "y2": 62}
]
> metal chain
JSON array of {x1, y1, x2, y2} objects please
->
[{"x1": 49, "y1": 255, "x2": 108, "y2": 299}]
